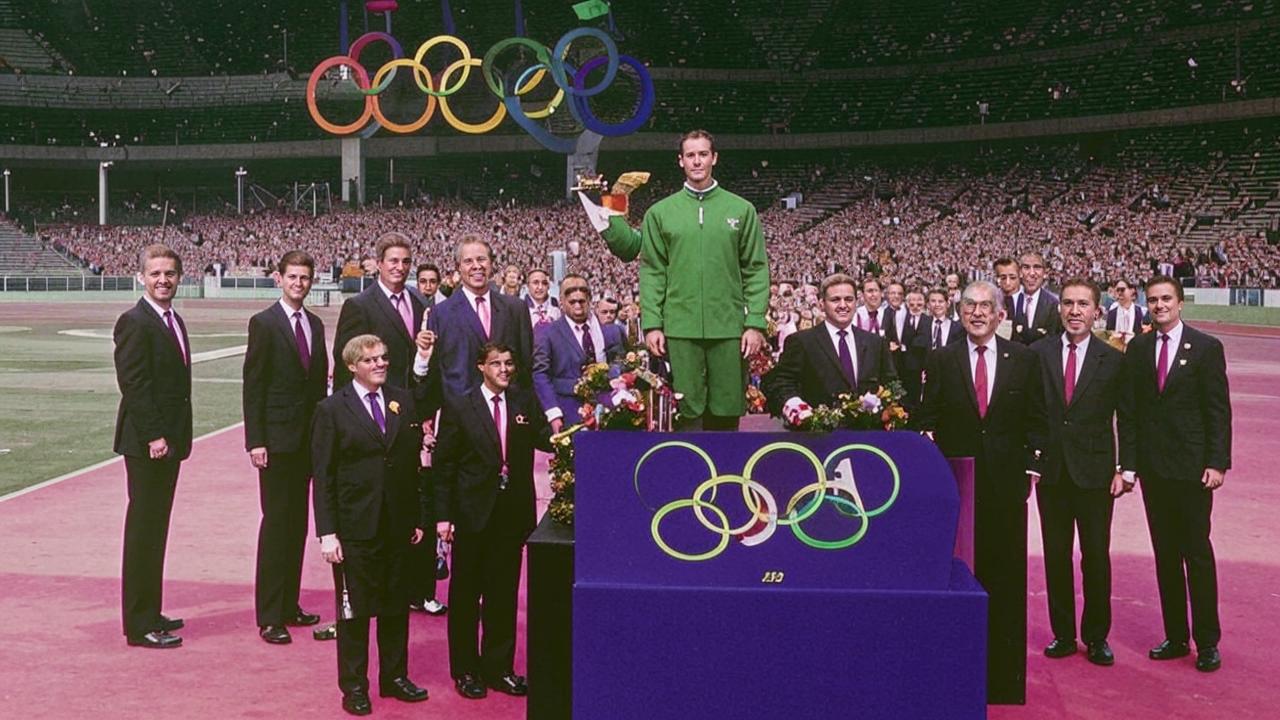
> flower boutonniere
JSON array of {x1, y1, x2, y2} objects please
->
[
  {"x1": 1183, "y1": 342, "x2": 1192, "y2": 351},
  {"x1": 515, "y1": 414, "x2": 529, "y2": 425},
  {"x1": 388, "y1": 401, "x2": 401, "y2": 415}
]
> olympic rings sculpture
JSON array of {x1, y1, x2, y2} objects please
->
[
  {"x1": 306, "y1": 27, "x2": 655, "y2": 153},
  {"x1": 633, "y1": 441, "x2": 902, "y2": 562}
]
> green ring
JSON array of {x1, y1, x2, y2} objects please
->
[
  {"x1": 823, "y1": 444, "x2": 901, "y2": 518},
  {"x1": 789, "y1": 493, "x2": 869, "y2": 550},
  {"x1": 651, "y1": 498, "x2": 731, "y2": 562},
  {"x1": 481, "y1": 37, "x2": 554, "y2": 99},
  {"x1": 742, "y1": 442, "x2": 827, "y2": 526}
]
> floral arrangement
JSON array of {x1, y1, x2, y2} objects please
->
[
  {"x1": 745, "y1": 347, "x2": 775, "y2": 414},
  {"x1": 783, "y1": 381, "x2": 911, "y2": 433},
  {"x1": 548, "y1": 350, "x2": 679, "y2": 525}
]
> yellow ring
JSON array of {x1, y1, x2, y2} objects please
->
[
  {"x1": 369, "y1": 59, "x2": 438, "y2": 133},
  {"x1": 413, "y1": 35, "x2": 472, "y2": 96},
  {"x1": 437, "y1": 57, "x2": 506, "y2": 133},
  {"x1": 741, "y1": 442, "x2": 827, "y2": 526}
]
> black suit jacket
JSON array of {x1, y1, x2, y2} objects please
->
[
  {"x1": 1027, "y1": 335, "x2": 1135, "y2": 488},
  {"x1": 1125, "y1": 324, "x2": 1231, "y2": 482},
  {"x1": 422, "y1": 287, "x2": 535, "y2": 408},
  {"x1": 113, "y1": 299, "x2": 193, "y2": 461},
  {"x1": 242, "y1": 303, "x2": 328, "y2": 454},
  {"x1": 915, "y1": 336, "x2": 1044, "y2": 497},
  {"x1": 912, "y1": 316, "x2": 964, "y2": 354},
  {"x1": 333, "y1": 282, "x2": 426, "y2": 390},
  {"x1": 762, "y1": 324, "x2": 897, "y2": 415},
  {"x1": 433, "y1": 386, "x2": 552, "y2": 536},
  {"x1": 1011, "y1": 289, "x2": 1063, "y2": 345},
  {"x1": 311, "y1": 384, "x2": 427, "y2": 541}
]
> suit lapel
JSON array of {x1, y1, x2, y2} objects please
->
[
  {"x1": 138, "y1": 299, "x2": 187, "y2": 365},
  {"x1": 815, "y1": 326, "x2": 853, "y2": 390},
  {"x1": 854, "y1": 331, "x2": 875, "y2": 388},
  {"x1": 309, "y1": 312, "x2": 325, "y2": 374},
  {"x1": 1071, "y1": 339, "x2": 1104, "y2": 404},
  {"x1": 383, "y1": 388, "x2": 403, "y2": 447},
  {"x1": 270, "y1": 303, "x2": 307, "y2": 373},
  {"x1": 490, "y1": 293, "x2": 509, "y2": 342},
  {"x1": 341, "y1": 385, "x2": 387, "y2": 447},
  {"x1": 952, "y1": 341, "x2": 980, "y2": 416},
  {"x1": 557, "y1": 319, "x2": 587, "y2": 365},
  {"x1": 1044, "y1": 340, "x2": 1066, "y2": 405},
  {"x1": 988, "y1": 340, "x2": 1014, "y2": 412},
  {"x1": 1162, "y1": 327, "x2": 1195, "y2": 390},
  {"x1": 370, "y1": 286, "x2": 411, "y2": 343},
  {"x1": 468, "y1": 389, "x2": 502, "y2": 459},
  {"x1": 456, "y1": 292, "x2": 489, "y2": 340}
]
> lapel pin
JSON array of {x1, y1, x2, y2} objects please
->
[
  {"x1": 1179, "y1": 359, "x2": 1187, "y2": 366},
  {"x1": 1183, "y1": 342, "x2": 1191, "y2": 350},
  {"x1": 515, "y1": 414, "x2": 529, "y2": 425},
  {"x1": 388, "y1": 401, "x2": 401, "y2": 415},
  {"x1": 1002, "y1": 352, "x2": 1010, "y2": 359}
]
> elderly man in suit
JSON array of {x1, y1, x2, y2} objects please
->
[
  {"x1": 418, "y1": 235, "x2": 534, "y2": 407},
  {"x1": 312, "y1": 335, "x2": 431, "y2": 716},
  {"x1": 1027, "y1": 279, "x2": 1136, "y2": 667},
  {"x1": 434, "y1": 344, "x2": 553, "y2": 700},
  {"x1": 114, "y1": 244, "x2": 193, "y2": 649},
  {"x1": 1010, "y1": 251, "x2": 1062, "y2": 344},
  {"x1": 763, "y1": 273, "x2": 897, "y2": 424},
  {"x1": 533, "y1": 283, "x2": 626, "y2": 433},
  {"x1": 243, "y1": 250, "x2": 328, "y2": 644},
  {"x1": 1105, "y1": 278, "x2": 1147, "y2": 343},
  {"x1": 1123, "y1": 275, "x2": 1232, "y2": 673},
  {"x1": 333, "y1": 232, "x2": 426, "y2": 390},
  {"x1": 915, "y1": 280, "x2": 1044, "y2": 705}
]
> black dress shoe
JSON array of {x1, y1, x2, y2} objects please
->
[
  {"x1": 1044, "y1": 638, "x2": 1078, "y2": 658},
  {"x1": 286, "y1": 608, "x2": 321, "y2": 627},
  {"x1": 341, "y1": 690, "x2": 372, "y2": 716},
  {"x1": 260, "y1": 625, "x2": 292, "y2": 644},
  {"x1": 127, "y1": 630, "x2": 182, "y2": 649},
  {"x1": 1086, "y1": 640, "x2": 1115, "y2": 666},
  {"x1": 312, "y1": 624, "x2": 338, "y2": 641},
  {"x1": 453, "y1": 674, "x2": 488, "y2": 699},
  {"x1": 1196, "y1": 646, "x2": 1221, "y2": 672},
  {"x1": 1149, "y1": 640, "x2": 1191, "y2": 660},
  {"x1": 158, "y1": 614, "x2": 184, "y2": 632},
  {"x1": 487, "y1": 672, "x2": 528, "y2": 696},
  {"x1": 379, "y1": 677, "x2": 429, "y2": 702}
]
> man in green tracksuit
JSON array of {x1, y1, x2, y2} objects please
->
[{"x1": 597, "y1": 130, "x2": 770, "y2": 430}]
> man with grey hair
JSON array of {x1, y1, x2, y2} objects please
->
[{"x1": 915, "y1": 279, "x2": 1044, "y2": 705}]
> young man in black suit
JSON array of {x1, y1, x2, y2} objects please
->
[
  {"x1": 1010, "y1": 251, "x2": 1062, "y2": 344},
  {"x1": 114, "y1": 244, "x2": 193, "y2": 649},
  {"x1": 762, "y1": 273, "x2": 897, "y2": 424},
  {"x1": 1027, "y1": 279, "x2": 1136, "y2": 667},
  {"x1": 853, "y1": 276, "x2": 892, "y2": 335},
  {"x1": 915, "y1": 280, "x2": 1044, "y2": 705},
  {"x1": 1123, "y1": 275, "x2": 1232, "y2": 673},
  {"x1": 433, "y1": 344, "x2": 552, "y2": 700},
  {"x1": 312, "y1": 335, "x2": 431, "y2": 715},
  {"x1": 242, "y1": 250, "x2": 328, "y2": 644},
  {"x1": 333, "y1": 232, "x2": 426, "y2": 390},
  {"x1": 916, "y1": 288, "x2": 964, "y2": 353}
]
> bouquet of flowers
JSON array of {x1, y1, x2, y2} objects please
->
[
  {"x1": 783, "y1": 381, "x2": 911, "y2": 433},
  {"x1": 745, "y1": 347, "x2": 775, "y2": 414}
]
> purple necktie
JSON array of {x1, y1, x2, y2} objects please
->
[
  {"x1": 837, "y1": 329, "x2": 856, "y2": 387},
  {"x1": 869, "y1": 312, "x2": 879, "y2": 334},
  {"x1": 580, "y1": 323, "x2": 596, "y2": 361},
  {"x1": 974, "y1": 345, "x2": 989, "y2": 418},
  {"x1": 933, "y1": 319, "x2": 942, "y2": 349},
  {"x1": 1157, "y1": 334, "x2": 1170, "y2": 392},
  {"x1": 367, "y1": 391, "x2": 386, "y2": 434},
  {"x1": 392, "y1": 293, "x2": 414, "y2": 338},
  {"x1": 292, "y1": 311, "x2": 311, "y2": 372},
  {"x1": 1064, "y1": 342, "x2": 1077, "y2": 405},
  {"x1": 164, "y1": 310, "x2": 187, "y2": 365}
]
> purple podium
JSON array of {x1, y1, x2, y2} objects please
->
[{"x1": 571, "y1": 431, "x2": 987, "y2": 719}]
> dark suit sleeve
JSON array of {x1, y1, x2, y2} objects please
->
[
  {"x1": 241, "y1": 314, "x2": 269, "y2": 450},
  {"x1": 1023, "y1": 352, "x2": 1047, "y2": 475},
  {"x1": 876, "y1": 336, "x2": 898, "y2": 383},
  {"x1": 113, "y1": 312, "x2": 166, "y2": 444},
  {"x1": 432, "y1": 408, "x2": 461, "y2": 523},
  {"x1": 532, "y1": 330, "x2": 558, "y2": 417},
  {"x1": 914, "y1": 349, "x2": 944, "y2": 432},
  {"x1": 761, "y1": 335, "x2": 804, "y2": 416},
  {"x1": 1115, "y1": 351, "x2": 1138, "y2": 472},
  {"x1": 516, "y1": 302, "x2": 535, "y2": 390},
  {"x1": 310, "y1": 401, "x2": 339, "y2": 538},
  {"x1": 1199, "y1": 338, "x2": 1233, "y2": 471},
  {"x1": 332, "y1": 297, "x2": 365, "y2": 389}
]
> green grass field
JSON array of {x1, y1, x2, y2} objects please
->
[{"x1": 0, "y1": 299, "x2": 340, "y2": 496}]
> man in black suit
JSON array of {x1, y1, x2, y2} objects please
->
[
  {"x1": 114, "y1": 244, "x2": 193, "y2": 650},
  {"x1": 883, "y1": 280, "x2": 909, "y2": 371},
  {"x1": 1027, "y1": 279, "x2": 1136, "y2": 667},
  {"x1": 1123, "y1": 275, "x2": 1232, "y2": 673},
  {"x1": 409, "y1": 262, "x2": 447, "y2": 617},
  {"x1": 916, "y1": 288, "x2": 964, "y2": 354},
  {"x1": 242, "y1": 250, "x2": 328, "y2": 644},
  {"x1": 1010, "y1": 252, "x2": 1062, "y2": 344},
  {"x1": 434, "y1": 344, "x2": 553, "y2": 700},
  {"x1": 853, "y1": 276, "x2": 892, "y2": 336},
  {"x1": 762, "y1": 273, "x2": 897, "y2": 424},
  {"x1": 994, "y1": 257, "x2": 1022, "y2": 326},
  {"x1": 897, "y1": 288, "x2": 929, "y2": 407},
  {"x1": 915, "y1": 280, "x2": 1044, "y2": 705},
  {"x1": 333, "y1": 232, "x2": 426, "y2": 390},
  {"x1": 312, "y1": 335, "x2": 431, "y2": 715},
  {"x1": 1105, "y1": 278, "x2": 1147, "y2": 344},
  {"x1": 419, "y1": 235, "x2": 535, "y2": 406}
]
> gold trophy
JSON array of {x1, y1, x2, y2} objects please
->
[{"x1": 574, "y1": 171, "x2": 651, "y2": 216}]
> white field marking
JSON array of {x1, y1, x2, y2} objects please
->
[
  {"x1": 59, "y1": 329, "x2": 246, "y2": 340},
  {"x1": 193, "y1": 377, "x2": 244, "y2": 384},
  {"x1": 0, "y1": 422, "x2": 246, "y2": 503}
]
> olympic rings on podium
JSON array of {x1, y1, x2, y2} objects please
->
[
  {"x1": 305, "y1": 27, "x2": 655, "y2": 153},
  {"x1": 633, "y1": 441, "x2": 903, "y2": 562}
]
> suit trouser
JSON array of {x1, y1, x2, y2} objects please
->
[
  {"x1": 122, "y1": 455, "x2": 180, "y2": 637},
  {"x1": 447, "y1": 521, "x2": 525, "y2": 680},
  {"x1": 1140, "y1": 476, "x2": 1220, "y2": 648},
  {"x1": 974, "y1": 481, "x2": 1028, "y2": 705},
  {"x1": 335, "y1": 612, "x2": 410, "y2": 694},
  {"x1": 254, "y1": 450, "x2": 311, "y2": 627},
  {"x1": 666, "y1": 336, "x2": 746, "y2": 422},
  {"x1": 1036, "y1": 479, "x2": 1115, "y2": 643},
  {"x1": 409, "y1": 467, "x2": 439, "y2": 604}
]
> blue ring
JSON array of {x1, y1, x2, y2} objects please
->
[
  {"x1": 570, "y1": 54, "x2": 655, "y2": 137},
  {"x1": 551, "y1": 27, "x2": 618, "y2": 97}
]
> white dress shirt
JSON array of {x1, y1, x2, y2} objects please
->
[
  {"x1": 1155, "y1": 321, "x2": 1184, "y2": 382},
  {"x1": 1060, "y1": 333, "x2": 1090, "y2": 386},
  {"x1": 929, "y1": 316, "x2": 954, "y2": 348},
  {"x1": 351, "y1": 379, "x2": 385, "y2": 422},
  {"x1": 1015, "y1": 289, "x2": 1042, "y2": 326},
  {"x1": 966, "y1": 336, "x2": 997, "y2": 407},
  {"x1": 279, "y1": 299, "x2": 312, "y2": 350},
  {"x1": 142, "y1": 294, "x2": 187, "y2": 360},
  {"x1": 1114, "y1": 303, "x2": 1136, "y2": 336},
  {"x1": 529, "y1": 299, "x2": 561, "y2": 325}
]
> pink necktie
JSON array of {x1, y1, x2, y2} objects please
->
[
  {"x1": 476, "y1": 295, "x2": 491, "y2": 338},
  {"x1": 164, "y1": 310, "x2": 187, "y2": 365},
  {"x1": 392, "y1": 293, "x2": 413, "y2": 338},
  {"x1": 1157, "y1": 334, "x2": 1170, "y2": 392},
  {"x1": 869, "y1": 312, "x2": 879, "y2": 334},
  {"x1": 293, "y1": 311, "x2": 311, "y2": 372},
  {"x1": 1064, "y1": 342, "x2": 1077, "y2": 405},
  {"x1": 974, "y1": 345, "x2": 989, "y2": 418},
  {"x1": 492, "y1": 395, "x2": 506, "y2": 474}
]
